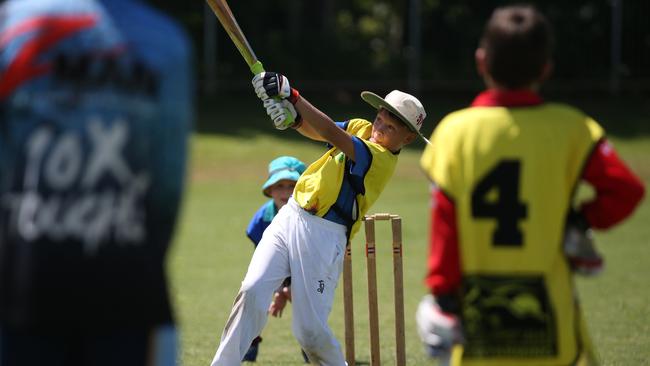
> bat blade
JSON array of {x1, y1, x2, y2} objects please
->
[{"x1": 205, "y1": 0, "x2": 263, "y2": 74}]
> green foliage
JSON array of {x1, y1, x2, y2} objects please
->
[{"x1": 166, "y1": 0, "x2": 649, "y2": 85}]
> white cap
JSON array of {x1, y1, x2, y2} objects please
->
[{"x1": 361, "y1": 90, "x2": 429, "y2": 143}]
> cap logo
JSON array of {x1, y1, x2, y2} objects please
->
[{"x1": 416, "y1": 114, "x2": 424, "y2": 128}]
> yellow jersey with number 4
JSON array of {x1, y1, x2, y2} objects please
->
[{"x1": 421, "y1": 102, "x2": 603, "y2": 366}]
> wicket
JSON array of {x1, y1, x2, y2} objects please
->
[{"x1": 343, "y1": 213, "x2": 405, "y2": 366}]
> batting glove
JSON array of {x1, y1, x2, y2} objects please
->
[
  {"x1": 416, "y1": 294, "x2": 464, "y2": 360},
  {"x1": 263, "y1": 98, "x2": 301, "y2": 130},
  {"x1": 253, "y1": 72, "x2": 300, "y2": 104},
  {"x1": 564, "y1": 225, "x2": 603, "y2": 276},
  {"x1": 564, "y1": 210, "x2": 603, "y2": 276}
]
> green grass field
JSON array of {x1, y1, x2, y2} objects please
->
[{"x1": 170, "y1": 95, "x2": 649, "y2": 365}]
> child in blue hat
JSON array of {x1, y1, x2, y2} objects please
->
[
  {"x1": 243, "y1": 156, "x2": 309, "y2": 363},
  {"x1": 246, "y1": 156, "x2": 306, "y2": 245}
]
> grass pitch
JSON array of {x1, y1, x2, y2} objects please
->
[{"x1": 170, "y1": 94, "x2": 649, "y2": 365}]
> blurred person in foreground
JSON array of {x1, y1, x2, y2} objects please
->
[
  {"x1": 417, "y1": 4, "x2": 644, "y2": 366},
  {"x1": 0, "y1": 0, "x2": 193, "y2": 365}
]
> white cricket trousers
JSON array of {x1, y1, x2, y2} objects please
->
[{"x1": 211, "y1": 198, "x2": 347, "y2": 366}]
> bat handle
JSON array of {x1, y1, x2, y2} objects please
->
[{"x1": 250, "y1": 60, "x2": 264, "y2": 75}]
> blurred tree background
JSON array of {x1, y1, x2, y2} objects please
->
[{"x1": 149, "y1": 0, "x2": 649, "y2": 96}]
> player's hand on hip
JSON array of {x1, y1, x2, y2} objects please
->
[
  {"x1": 253, "y1": 72, "x2": 300, "y2": 104},
  {"x1": 263, "y1": 98, "x2": 301, "y2": 130},
  {"x1": 416, "y1": 294, "x2": 464, "y2": 358}
]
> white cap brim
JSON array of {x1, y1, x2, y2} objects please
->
[{"x1": 361, "y1": 91, "x2": 430, "y2": 144}]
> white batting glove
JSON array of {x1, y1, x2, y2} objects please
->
[
  {"x1": 263, "y1": 98, "x2": 300, "y2": 130},
  {"x1": 564, "y1": 224, "x2": 603, "y2": 276},
  {"x1": 253, "y1": 72, "x2": 291, "y2": 100},
  {"x1": 252, "y1": 72, "x2": 300, "y2": 105},
  {"x1": 564, "y1": 210, "x2": 603, "y2": 276},
  {"x1": 416, "y1": 294, "x2": 464, "y2": 360}
]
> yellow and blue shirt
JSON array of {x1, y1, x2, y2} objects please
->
[{"x1": 293, "y1": 119, "x2": 397, "y2": 239}]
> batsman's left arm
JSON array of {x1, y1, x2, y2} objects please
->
[{"x1": 293, "y1": 96, "x2": 356, "y2": 160}]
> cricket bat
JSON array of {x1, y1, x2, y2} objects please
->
[
  {"x1": 205, "y1": 0, "x2": 264, "y2": 75},
  {"x1": 205, "y1": 0, "x2": 296, "y2": 127}
]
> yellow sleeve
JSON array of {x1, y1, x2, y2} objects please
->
[
  {"x1": 346, "y1": 119, "x2": 373, "y2": 139},
  {"x1": 419, "y1": 115, "x2": 461, "y2": 199},
  {"x1": 585, "y1": 116, "x2": 605, "y2": 142}
]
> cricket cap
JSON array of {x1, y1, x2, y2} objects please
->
[
  {"x1": 262, "y1": 156, "x2": 306, "y2": 197},
  {"x1": 361, "y1": 90, "x2": 428, "y2": 143}
]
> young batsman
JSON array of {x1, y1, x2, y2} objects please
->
[
  {"x1": 209, "y1": 74, "x2": 427, "y2": 365},
  {"x1": 416, "y1": 5, "x2": 645, "y2": 366},
  {"x1": 243, "y1": 156, "x2": 309, "y2": 363}
]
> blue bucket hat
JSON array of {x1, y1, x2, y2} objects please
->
[{"x1": 262, "y1": 156, "x2": 306, "y2": 197}]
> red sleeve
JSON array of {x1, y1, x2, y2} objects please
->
[
  {"x1": 425, "y1": 187, "x2": 461, "y2": 295},
  {"x1": 580, "y1": 139, "x2": 645, "y2": 229}
]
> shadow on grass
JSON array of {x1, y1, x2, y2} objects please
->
[{"x1": 196, "y1": 91, "x2": 650, "y2": 147}]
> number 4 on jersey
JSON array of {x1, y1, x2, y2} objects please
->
[{"x1": 471, "y1": 160, "x2": 528, "y2": 246}]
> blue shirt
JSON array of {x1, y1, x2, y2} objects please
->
[
  {"x1": 322, "y1": 121, "x2": 373, "y2": 226},
  {"x1": 0, "y1": 0, "x2": 193, "y2": 330},
  {"x1": 246, "y1": 200, "x2": 277, "y2": 246}
]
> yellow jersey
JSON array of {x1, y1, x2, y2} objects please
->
[
  {"x1": 294, "y1": 119, "x2": 398, "y2": 239},
  {"x1": 421, "y1": 99, "x2": 603, "y2": 365}
]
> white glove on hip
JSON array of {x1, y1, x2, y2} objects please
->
[
  {"x1": 564, "y1": 224, "x2": 603, "y2": 276},
  {"x1": 416, "y1": 294, "x2": 464, "y2": 359}
]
